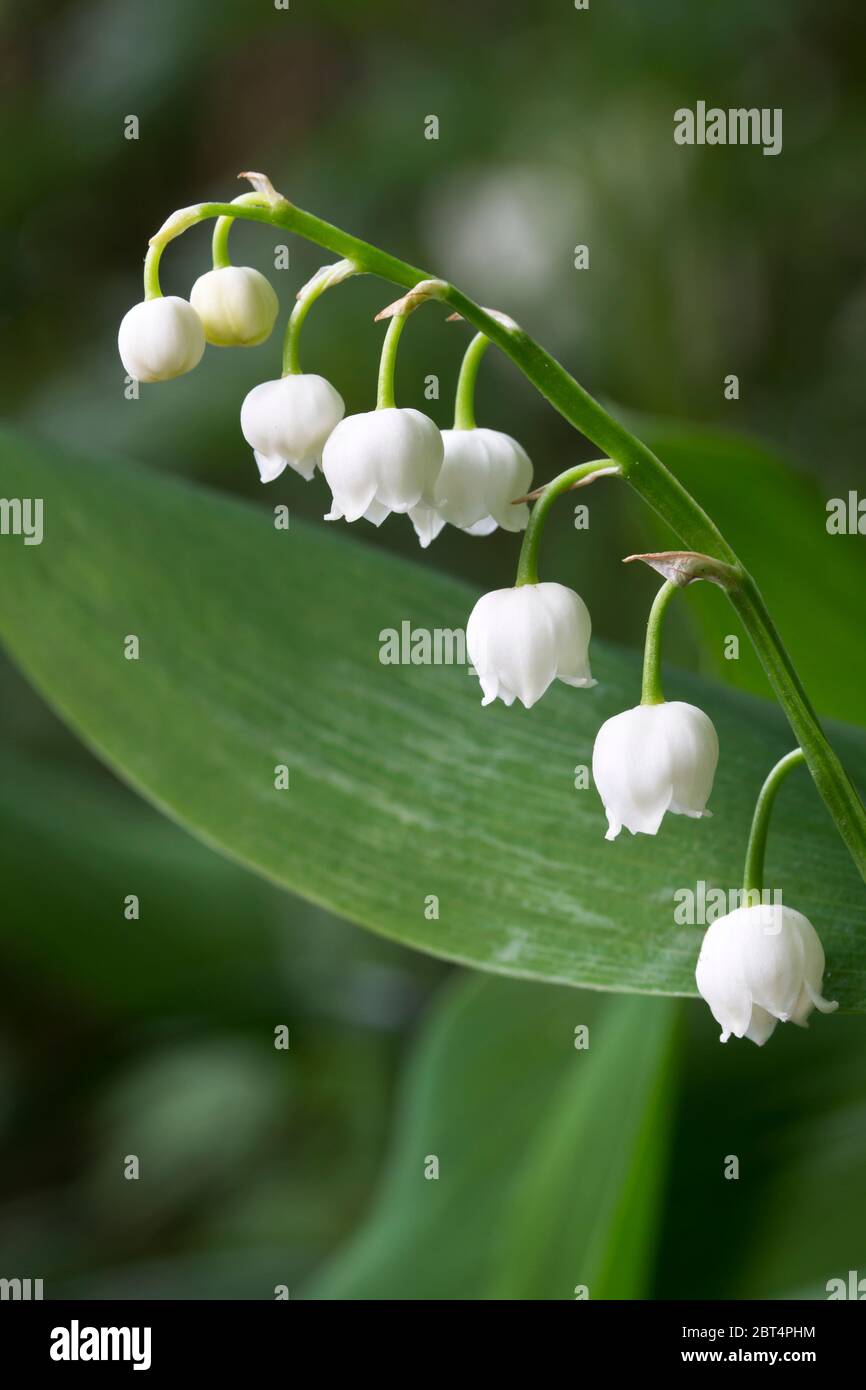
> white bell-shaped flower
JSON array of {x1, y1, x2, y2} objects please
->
[
  {"x1": 118, "y1": 296, "x2": 205, "y2": 383},
  {"x1": 190, "y1": 265, "x2": 279, "y2": 347},
  {"x1": 696, "y1": 902, "x2": 838, "y2": 1046},
  {"x1": 322, "y1": 407, "x2": 444, "y2": 525},
  {"x1": 592, "y1": 701, "x2": 718, "y2": 840},
  {"x1": 466, "y1": 582, "x2": 594, "y2": 708},
  {"x1": 409, "y1": 427, "x2": 533, "y2": 548},
  {"x1": 240, "y1": 375, "x2": 346, "y2": 483}
]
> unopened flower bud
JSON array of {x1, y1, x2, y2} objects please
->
[
  {"x1": 117, "y1": 296, "x2": 205, "y2": 383},
  {"x1": 190, "y1": 266, "x2": 279, "y2": 347}
]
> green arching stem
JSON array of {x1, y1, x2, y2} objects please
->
[
  {"x1": 742, "y1": 748, "x2": 806, "y2": 896},
  {"x1": 141, "y1": 188, "x2": 866, "y2": 886},
  {"x1": 283, "y1": 293, "x2": 315, "y2": 376},
  {"x1": 282, "y1": 260, "x2": 359, "y2": 376},
  {"x1": 283, "y1": 280, "x2": 328, "y2": 376},
  {"x1": 453, "y1": 332, "x2": 491, "y2": 430},
  {"x1": 376, "y1": 314, "x2": 407, "y2": 410},
  {"x1": 143, "y1": 242, "x2": 163, "y2": 300},
  {"x1": 208, "y1": 191, "x2": 278, "y2": 273},
  {"x1": 515, "y1": 459, "x2": 615, "y2": 586},
  {"x1": 211, "y1": 216, "x2": 233, "y2": 269},
  {"x1": 142, "y1": 192, "x2": 273, "y2": 300},
  {"x1": 640, "y1": 579, "x2": 679, "y2": 705}
]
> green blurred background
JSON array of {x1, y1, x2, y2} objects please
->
[{"x1": 1, "y1": 0, "x2": 865, "y2": 1298}]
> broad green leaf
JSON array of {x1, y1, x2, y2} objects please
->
[
  {"x1": 1, "y1": 427, "x2": 865, "y2": 1003},
  {"x1": 637, "y1": 419, "x2": 866, "y2": 724},
  {"x1": 0, "y1": 735, "x2": 438, "y2": 1025},
  {"x1": 307, "y1": 976, "x2": 678, "y2": 1300}
]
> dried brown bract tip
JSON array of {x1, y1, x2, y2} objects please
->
[
  {"x1": 374, "y1": 279, "x2": 449, "y2": 321},
  {"x1": 513, "y1": 463, "x2": 620, "y2": 504},
  {"x1": 238, "y1": 171, "x2": 287, "y2": 205},
  {"x1": 623, "y1": 550, "x2": 742, "y2": 590}
]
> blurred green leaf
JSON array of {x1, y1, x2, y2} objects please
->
[
  {"x1": 83, "y1": 1039, "x2": 286, "y2": 1231},
  {"x1": 307, "y1": 976, "x2": 678, "y2": 1300},
  {"x1": 0, "y1": 744, "x2": 289, "y2": 1023},
  {"x1": 1, "y1": 428, "x2": 865, "y2": 1003},
  {"x1": 0, "y1": 733, "x2": 422, "y2": 1295},
  {"x1": 310, "y1": 971, "x2": 866, "y2": 1302},
  {"x1": 654, "y1": 1001, "x2": 866, "y2": 1300}
]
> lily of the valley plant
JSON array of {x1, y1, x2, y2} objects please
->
[{"x1": 119, "y1": 171, "x2": 866, "y2": 1046}]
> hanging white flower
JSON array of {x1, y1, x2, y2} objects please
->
[
  {"x1": 695, "y1": 902, "x2": 838, "y2": 1045},
  {"x1": 190, "y1": 265, "x2": 279, "y2": 347},
  {"x1": 592, "y1": 701, "x2": 718, "y2": 840},
  {"x1": 240, "y1": 375, "x2": 346, "y2": 483},
  {"x1": 118, "y1": 296, "x2": 205, "y2": 382},
  {"x1": 322, "y1": 407, "x2": 444, "y2": 525},
  {"x1": 409, "y1": 428, "x2": 533, "y2": 548},
  {"x1": 466, "y1": 582, "x2": 594, "y2": 708}
]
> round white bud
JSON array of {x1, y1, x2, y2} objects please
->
[
  {"x1": 190, "y1": 266, "x2": 279, "y2": 347},
  {"x1": 117, "y1": 296, "x2": 205, "y2": 383}
]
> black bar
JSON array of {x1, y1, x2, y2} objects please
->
[{"x1": 0, "y1": 1298, "x2": 863, "y2": 1374}]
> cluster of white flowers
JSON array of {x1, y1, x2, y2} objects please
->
[
  {"x1": 120, "y1": 244, "x2": 838, "y2": 1050},
  {"x1": 465, "y1": 582, "x2": 837, "y2": 1044},
  {"x1": 118, "y1": 264, "x2": 279, "y2": 383},
  {"x1": 465, "y1": 598, "x2": 717, "y2": 825},
  {"x1": 118, "y1": 273, "x2": 537, "y2": 547}
]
